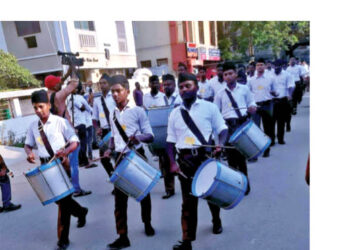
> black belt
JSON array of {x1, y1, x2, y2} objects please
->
[
  {"x1": 257, "y1": 100, "x2": 272, "y2": 106},
  {"x1": 177, "y1": 147, "x2": 206, "y2": 157},
  {"x1": 274, "y1": 97, "x2": 288, "y2": 102}
]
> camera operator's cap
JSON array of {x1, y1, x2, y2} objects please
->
[{"x1": 45, "y1": 75, "x2": 61, "y2": 89}]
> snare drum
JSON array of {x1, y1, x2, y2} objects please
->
[
  {"x1": 25, "y1": 159, "x2": 74, "y2": 206},
  {"x1": 98, "y1": 131, "x2": 111, "y2": 151},
  {"x1": 191, "y1": 159, "x2": 247, "y2": 210},
  {"x1": 146, "y1": 106, "x2": 173, "y2": 154},
  {"x1": 229, "y1": 120, "x2": 271, "y2": 160},
  {"x1": 110, "y1": 150, "x2": 161, "y2": 202}
]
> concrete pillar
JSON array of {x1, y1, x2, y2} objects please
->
[{"x1": 11, "y1": 98, "x2": 22, "y2": 117}]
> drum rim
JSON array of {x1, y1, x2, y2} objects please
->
[
  {"x1": 229, "y1": 119, "x2": 253, "y2": 143},
  {"x1": 247, "y1": 138, "x2": 271, "y2": 160},
  {"x1": 136, "y1": 171, "x2": 161, "y2": 202},
  {"x1": 109, "y1": 150, "x2": 135, "y2": 183},
  {"x1": 224, "y1": 173, "x2": 248, "y2": 210},
  {"x1": 191, "y1": 158, "x2": 220, "y2": 197},
  {"x1": 25, "y1": 167, "x2": 41, "y2": 177},
  {"x1": 42, "y1": 188, "x2": 75, "y2": 205},
  {"x1": 39, "y1": 159, "x2": 62, "y2": 172}
]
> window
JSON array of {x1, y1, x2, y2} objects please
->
[
  {"x1": 210, "y1": 21, "x2": 216, "y2": 46},
  {"x1": 24, "y1": 36, "x2": 37, "y2": 48},
  {"x1": 15, "y1": 21, "x2": 41, "y2": 37},
  {"x1": 74, "y1": 21, "x2": 95, "y2": 31},
  {"x1": 116, "y1": 21, "x2": 128, "y2": 52},
  {"x1": 156, "y1": 58, "x2": 168, "y2": 67},
  {"x1": 198, "y1": 21, "x2": 205, "y2": 44},
  {"x1": 79, "y1": 34, "x2": 96, "y2": 47},
  {"x1": 140, "y1": 60, "x2": 152, "y2": 68}
]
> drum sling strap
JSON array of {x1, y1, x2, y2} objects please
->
[
  {"x1": 180, "y1": 108, "x2": 208, "y2": 146},
  {"x1": 38, "y1": 121, "x2": 55, "y2": 159},
  {"x1": 113, "y1": 111, "x2": 130, "y2": 144},
  {"x1": 225, "y1": 89, "x2": 243, "y2": 119},
  {"x1": 101, "y1": 96, "x2": 111, "y2": 129}
]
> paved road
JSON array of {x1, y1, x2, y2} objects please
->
[{"x1": 0, "y1": 94, "x2": 309, "y2": 250}]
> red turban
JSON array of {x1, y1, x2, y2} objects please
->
[{"x1": 44, "y1": 75, "x2": 61, "y2": 89}]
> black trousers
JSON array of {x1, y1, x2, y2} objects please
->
[
  {"x1": 113, "y1": 147, "x2": 152, "y2": 235},
  {"x1": 39, "y1": 158, "x2": 85, "y2": 244},
  {"x1": 100, "y1": 129, "x2": 114, "y2": 177},
  {"x1": 273, "y1": 97, "x2": 289, "y2": 142},
  {"x1": 75, "y1": 124, "x2": 88, "y2": 166},
  {"x1": 158, "y1": 149, "x2": 175, "y2": 194},
  {"x1": 253, "y1": 101, "x2": 274, "y2": 149},
  {"x1": 177, "y1": 150, "x2": 221, "y2": 241},
  {"x1": 292, "y1": 81, "x2": 303, "y2": 111}
]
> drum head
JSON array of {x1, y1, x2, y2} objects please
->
[{"x1": 193, "y1": 160, "x2": 217, "y2": 196}]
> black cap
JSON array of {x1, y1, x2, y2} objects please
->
[
  {"x1": 178, "y1": 72, "x2": 198, "y2": 85},
  {"x1": 222, "y1": 61, "x2": 236, "y2": 72},
  {"x1": 31, "y1": 90, "x2": 49, "y2": 104}
]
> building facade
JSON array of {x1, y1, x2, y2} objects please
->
[
  {"x1": 133, "y1": 21, "x2": 221, "y2": 76},
  {"x1": 0, "y1": 21, "x2": 137, "y2": 83}
]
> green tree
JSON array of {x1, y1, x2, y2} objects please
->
[
  {"x1": 220, "y1": 21, "x2": 309, "y2": 59},
  {"x1": 0, "y1": 50, "x2": 41, "y2": 90}
]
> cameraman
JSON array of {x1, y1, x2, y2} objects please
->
[{"x1": 44, "y1": 65, "x2": 92, "y2": 197}]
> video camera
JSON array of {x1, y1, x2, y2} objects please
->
[{"x1": 57, "y1": 51, "x2": 84, "y2": 67}]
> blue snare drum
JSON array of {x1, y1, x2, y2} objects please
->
[
  {"x1": 98, "y1": 131, "x2": 112, "y2": 151},
  {"x1": 25, "y1": 159, "x2": 74, "y2": 206},
  {"x1": 229, "y1": 120, "x2": 271, "y2": 160},
  {"x1": 191, "y1": 159, "x2": 247, "y2": 210},
  {"x1": 110, "y1": 150, "x2": 161, "y2": 202},
  {"x1": 146, "y1": 106, "x2": 173, "y2": 154}
]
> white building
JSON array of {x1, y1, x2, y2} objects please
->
[{"x1": 0, "y1": 21, "x2": 137, "y2": 82}]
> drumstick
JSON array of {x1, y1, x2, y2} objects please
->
[
  {"x1": 192, "y1": 144, "x2": 237, "y2": 150},
  {"x1": 114, "y1": 131, "x2": 137, "y2": 169},
  {"x1": 48, "y1": 141, "x2": 71, "y2": 164},
  {"x1": 177, "y1": 170, "x2": 188, "y2": 179}
]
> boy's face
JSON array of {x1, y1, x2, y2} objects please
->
[
  {"x1": 99, "y1": 79, "x2": 110, "y2": 92},
  {"x1": 111, "y1": 84, "x2": 129, "y2": 105},
  {"x1": 223, "y1": 69, "x2": 237, "y2": 84},
  {"x1": 164, "y1": 80, "x2": 175, "y2": 96},
  {"x1": 149, "y1": 80, "x2": 160, "y2": 92},
  {"x1": 33, "y1": 103, "x2": 51, "y2": 120}
]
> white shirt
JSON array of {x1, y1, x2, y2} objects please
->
[
  {"x1": 247, "y1": 73, "x2": 276, "y2": 102},
  {"x1": 264, "y1": 69, "x2": 274, "y2": 78},
  {"x1": 286, "y1": 65, "x2": 305, "y2": 83},
  {"x1": 143, "y1": 92, "x2": 166, "y2": 109},
  {"x1": 209, "y1": 76, "x2": 227, "y2": 97},
  {"x1": 272, "y1": 70, "x2": 295, "y2": 98},
  {"x1": 214, "y1": 84, "x2": 256, "y2": 119},
  {"x1": 67, "y1": 94, "x2": 92, "y2": 127},
  {"x1": 92, "y1": 92, "x2": 116, "y2": 129},
  {"x1": 164, "y1": 92, "x2": 182, "y2": 107},
  {"x1": 198, "y1": 80, "x2": 215, "y2": 100},
  {"x1": 167, "y1": 99, "x2": 227, "y2": 149},
  {"x1": 109, "y1": 105, "x2": 154, "y2": 153},
  {"x1": 25, "y1": 114, "x2": 79, "y2": 158}
]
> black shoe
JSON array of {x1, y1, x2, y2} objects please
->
[
  {"x1": 0, "y1": 206, "x2": 2, "y2": 213},
  {"x1": 3, "y1": 203, "x2": 21, "y2": 212},
  {"x1": 85, "y1": 163, "x2": 98, "y2": 169},
  {"x1": 270, "y1": 141, "x2": 275, "y2": 147},
  {"x1": 56, "y1": 240, "x2": 70, "y2": 250},
  {"x1": 248, "y1": 157, "x2": 258, "y2": 163},
  {"x1": 245, "y1": 181, "x2": 251, "y2": 196},
  {"x1": 263, "y1": 149, "x2": 270, "y2": 158},
  {"x1": 73, "y1": 190, "x2": 92, "y2": 197},
  {"x1": 144, "y1": 222, "x2": 155, "y2": 236},
  {"x1": 212, "y1": 220, "x2": 223, "y2": 234},
  {"x1": 173, "y1": 240, "x2": 192, "y2": 250},
  {"x1": 162, "y1": 191, "x2": 175, "y2": 199},
  {"x1": 77, "y1": 207, "x2": 88, "y2": 228},
  {"x1": 278, "y1": 140, "x2": 286, "y2": 145},
  {"x1": 107, "y1": 236, "x2": 130, "y2": 250},
  {"x1": 286, "y1": 125, "x2": 291, "y2": 132}
]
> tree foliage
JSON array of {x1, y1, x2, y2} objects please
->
[
  {"x1": 218, "y1": 21, "x2": 309, "y2": 59},
  {"x1": 0, "y1": 50, "x2": 41, "y2": 90}
]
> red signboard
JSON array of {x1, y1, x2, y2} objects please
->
[{"x1": 186, "y1": 43, "x2": 198, "y2": 58}]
